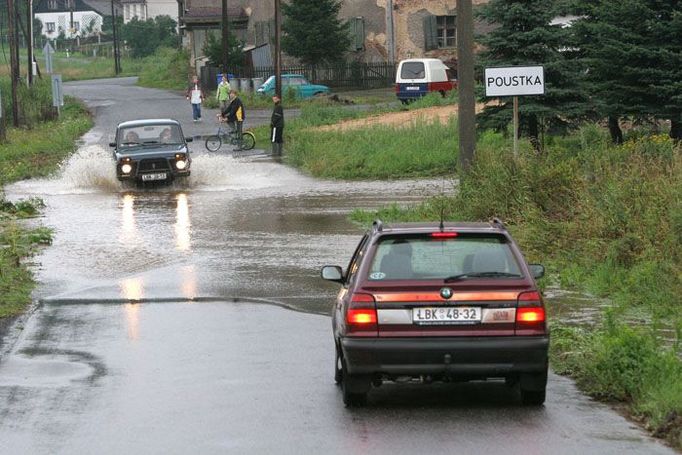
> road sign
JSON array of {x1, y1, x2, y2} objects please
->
[
  {"x1": 44, "y1": 41, "x2": 55, "y2": 74},
  {"x1": 484, "y1": 66, "x2": 545, "y2": 97},
  {"x1": 51, "y1": 74, "x2": 64, "y2": 112}
]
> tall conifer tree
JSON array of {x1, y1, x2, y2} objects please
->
[{"x1": 282, "y1": 0, "x2": 350, "y2": 65}]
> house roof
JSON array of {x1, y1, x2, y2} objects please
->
[
  {"x1": 34, "y1": 0, "x2": 110, "y2": 14},
  {"x1": 180, "y1": 0, "x2": 247, "y2": 25},
  {"x1": 81, "y1": 0, "x2": 118, "y2": 15}
]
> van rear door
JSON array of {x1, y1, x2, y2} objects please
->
[{"x1": 396, "y1": 61, "x2": 428, "y2": 101}]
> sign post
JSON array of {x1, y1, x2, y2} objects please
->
[
  {"x1": 484, "y1": 66, "x2": 544, "y2": 157},
  {"x1": 51, "y1": 74, "x2": 64, "y2": 116},
  {"x1": 44, "y1": 41, "x2": 55, "y2": 74}
]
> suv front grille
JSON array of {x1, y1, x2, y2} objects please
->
[{"x1": 138, "y1": 158, "x2": 171, "y2": 172}]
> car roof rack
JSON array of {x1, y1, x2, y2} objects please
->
[
  {"x1": 490, "y1": 217, "x2": 506, "y2": 230},
  {"x1": 372, "y1": 219, "x2": 383, "y2": 232}
]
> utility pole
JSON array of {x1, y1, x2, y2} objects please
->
[
  {"x1": 274, "y1": 0, "x2": 281, "y2": 98},
  {"x1": 111, "y1": 0, "x2": 120, "y2": 74},
  {"x1": 221, "y1": 0, "x2": 229, "y2": 73},
  {"x1": 7, "y1": 0, "x2": 20, "y2": 127},
  {"x1": 385, "y1": 0, "x2": 395, "y2": 63},
  {"x1": 27, "y1": 0, "x2": 34, "y2": 85},
  {"x1": 456, "y1": 0, "x2": 475, "y2": 172}
]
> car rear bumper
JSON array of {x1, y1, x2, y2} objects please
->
[{"x1": 341, "y1": 336, "x2": 549, "y2": 376}]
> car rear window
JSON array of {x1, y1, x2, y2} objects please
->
[
  {"x1": 400, "y1": 62, "x2": 426, "y2": 80},
  {"x1": 367, "y1": 234, "x2": 522, "y2": 281}
]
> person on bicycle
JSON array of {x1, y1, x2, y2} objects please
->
[{"x1": 220, "y1": 89, "x2": 246, "y2": 150}]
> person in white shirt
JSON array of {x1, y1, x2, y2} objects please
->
[{"x1": 185, "y1": 75, "x2": 204, "y2": 122}]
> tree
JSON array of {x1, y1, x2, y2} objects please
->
[
  {"x1": 121, "y1": 16, "x2": 178, "y2": 58},
  {"x1": 282, "y1": 0, "x2": 350, "y2": 65},
  {"x1": 476, "y1": 0, "x2": 594, "y2": 150},
  {"x1": 202, "y1": 31, "x2": 243, "y2": 69},
  {"x1": 572, "y1": 0, "x2": 682, "y2": 141}
]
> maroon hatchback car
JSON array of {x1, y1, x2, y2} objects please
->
[{"x1": 321, "y1": 219, "x2": 549, "y2": 407}]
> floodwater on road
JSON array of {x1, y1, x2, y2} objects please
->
[{"x1": 6, "y1": 141, "x2": 451, "y2": 315}]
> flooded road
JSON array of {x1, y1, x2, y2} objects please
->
[
  {"x1": 7, "y1": 77, "x2": 445, "y2": 313},
  {"x1": 0, "y1": 78, "x2": 675, "y2": 454}
]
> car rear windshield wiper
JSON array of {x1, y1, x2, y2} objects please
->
[{"x1": 444, "y1": 271, "x2": 523, "y2": 283}]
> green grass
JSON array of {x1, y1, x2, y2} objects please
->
[
  {"x1": 251, "y1": 92, "x2": 458, "y2": 176},
  {"x1": 0, "y1": 95, "x2": 93, "y2": 318}
]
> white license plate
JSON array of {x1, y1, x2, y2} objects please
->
[
  {"x1": 405, "y1": 86, "x2": 420, "y2": 91},
  {"x1": 413, "y1": 307, "x2": 481, "y2": 325},
  {"x1": 141, "y1": 172, "x2": 167, "y2": 181}
]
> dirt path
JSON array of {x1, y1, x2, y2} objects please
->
[{"x1": 315, "y1": 103, "x2": 492, "y2": 132}]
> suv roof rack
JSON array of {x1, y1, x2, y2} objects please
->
[
  {"x1": 490, "y1": 217, "x2": 507, "y2": 230},
  {"x1": 372, "y1": 219, "x2": 384, "y2": 232}
]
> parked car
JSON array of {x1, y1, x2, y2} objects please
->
[
  {"x1": 321, "y1": 219, "x2": 548, "y2": 407},
  {"x1": 395, "y1": 58, "x2": 457, "y2": 103},
  {"x1": 256, "y1": 74, "x2": 331, "y2": 99},
  {"x1": 110, "y1": 119, "x2": 192, "y2": 184}
]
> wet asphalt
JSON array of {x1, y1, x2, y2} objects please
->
[{"x1": 0, "y1": 78, "x2": 676, "y2": 454}]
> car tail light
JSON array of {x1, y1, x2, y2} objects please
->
[
  {"x1": 346, "y1": 293, "x2": 378, "y2": 335},
  {"x1": 515, "y1": 291, "x2": 546, "y2": 335},
  {"x1": 430, "y1": 232, "x2": 458, "y2": 238},
  {"x1": 395, "y1": 84, "x2": 399, "y2": 93}
]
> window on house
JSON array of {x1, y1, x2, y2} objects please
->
[
  {"x1": 437, "y1": 15, "x2": 456, "y2": 48},
  {"x1": 48, "y1": 0, "x2": 57, "y2": 10},
  {"x1": 423, "y1": 14, "x2": 456, "y2": 50},
  {"x1": 46, "y1": 22, "x2": 56, "y2": 33}
]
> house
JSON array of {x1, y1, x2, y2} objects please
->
[
  {"x1": 176, "y1": 0, "x2": 492, "y2": 74},
  {"x1": 34, "y1": 0, "x2": 103, "y2": 40},
  {"x1": 176, "y1": 0, "x2": 249, "y2": 74},
  {"x1": 120, "y1": 0, "x2": 180, "y2": 24}
]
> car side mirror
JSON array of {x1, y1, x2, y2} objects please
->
[
  {"x1": 109, "y1": 142, "x2": 116, "y2": 147},
  {"x1": 185, "y1": 137, "x2": 193, "y2": 142},
  {"x1": 321, "y1": 265, "x2": 344, "y2": 283},
  {"x1": 529, "y1": 264, "x2": 545, "y2": 279}
]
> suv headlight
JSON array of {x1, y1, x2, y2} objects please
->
[
  {"x1": 176, "y1": 160, "x2": 187, "y2": 170},
  {"x1": 121, "y1": 163, "x2": 132, "y2": 174}
]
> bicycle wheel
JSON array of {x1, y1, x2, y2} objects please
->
[
  {"x1": 241, "y1": 132, "x2": 256, "y2": 151},
  {"x1": 205, "y1": 135, "x2": 222, "y2": 152}
]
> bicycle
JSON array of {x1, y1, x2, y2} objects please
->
[{"x1": 205, "y1": 122, "x2": 256, "y2": 152}]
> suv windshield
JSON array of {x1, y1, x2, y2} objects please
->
[
  {"x1": 367, "y1": 235, "x2": 522, "y2": 281},
  {"x1": 119, "y1": 124, "x2": 183, "y2": 147}
]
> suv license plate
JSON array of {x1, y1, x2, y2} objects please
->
[
  {"x1": 413, "y1": 307, "x2": 481, "y2": 325},
  {"x1": 141, "y1": 172, "x2": 167, "y2": 181}
]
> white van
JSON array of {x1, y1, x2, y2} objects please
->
[{"x1": 395, "y1": 58, "x2": 457, "y2": 103}]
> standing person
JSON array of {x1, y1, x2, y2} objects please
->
[
  {"x1": 220, "y1": 89, "x2": 245, "y2": 150},
  {"x1": 270, "y1": 95, "x2": 284, "y2": 156},
  {"x1": 216, "y1": 74, "x2": 231, "y2": 112},
  {"x1": 186, "y1": 75, "x2": 204, "y2": 122}
]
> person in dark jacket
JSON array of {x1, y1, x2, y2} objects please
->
[
  {"x1": 270, "y1": 95, "x2": 284, "y2": 156},
  {"x1": 220, "y1": 90, "x2": 246, "y2": 150}
]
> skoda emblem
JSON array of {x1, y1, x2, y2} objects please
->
[{"x1": 440, "y1": 287, "x2": 453, "y2": 299}]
